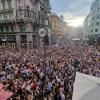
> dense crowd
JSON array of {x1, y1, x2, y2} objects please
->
[{"x1": 0, "y1": 43, "x2": 100, "y2": 100}]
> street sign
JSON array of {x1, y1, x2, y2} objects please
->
[{"x1": 38, "y1": 27, "x2": 46, "y2": 38}]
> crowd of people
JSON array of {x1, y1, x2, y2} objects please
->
[{"x1": 0, "y1": 43, "x2": 100, "y2": 100}]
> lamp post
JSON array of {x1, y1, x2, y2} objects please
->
[
  {"x1": 38, "y1": 14, "x2": 50, "y2": 80},
  {"x1": 38, "y1": 27, "x2": 47, "y2": 78},
  {"x1": 38, "y1": 12, "x2": 52, "y2": 97}
]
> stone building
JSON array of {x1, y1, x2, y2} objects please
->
[
  {"x1": 84, "y1": 0, "x2": 100, "y2": 45},
  {"x1": 51, "y1": 13, "x2": 69, "y2": 43},
  {"x1": 0, "y1": 0, "x2": 51, "y2": 48}
]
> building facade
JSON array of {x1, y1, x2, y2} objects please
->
[
  {"x1": 84, "y1": 0, "x2": 100, "y2": 44},
  {"x1": 0, "y1": 0, "x2": 51, "y2": 48},
  {"x1": 51, "y1": 13, "x2": 62, "y2": 43},
  {"x1": 51, "y1": 13, "x2": 68, "y2": 43}
]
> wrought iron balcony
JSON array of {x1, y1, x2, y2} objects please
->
[{"x1": 0, "y1": 10, "x2": 44, "y2": 25}]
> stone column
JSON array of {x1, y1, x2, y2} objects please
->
[
  {"x1": 16, "y1": 33, "x2": 21, "y2": 48},
  {"x1": 26, "y1": 23, "x2": 33, "y2": 48},
  {"x1": 27, "y1": 33, "x2": 33, "y2": 48},
  {"x1": 15, "y1": 24, "x2": 21, "y2": 48}
]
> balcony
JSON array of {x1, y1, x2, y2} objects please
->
[{"x1": 0, "y1": 10, "x2": 43, "y2": 26}]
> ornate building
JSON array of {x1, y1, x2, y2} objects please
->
[
  {"x1": 51, "y1": 13, "x2": 69, "y2": 44},
  {"x1": 0, "y1": 0, "x2": 51, "y2": 48},
  {"x1": 84, "y1": 0, "x2": 100, "y2": 45}
]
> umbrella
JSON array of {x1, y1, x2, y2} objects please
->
[{"x1": 72, "y1": 72, "x2": 100, "y2": 100}]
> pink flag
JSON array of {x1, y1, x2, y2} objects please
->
[{"x1": 0, "y1": 84, "x2": 13, "y2": 100}]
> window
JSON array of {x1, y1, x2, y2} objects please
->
[
  {"x1": 0, "y1": 35, "x2": 3, "y2": 41},
  {"x1": 95, "y1": 29, "x2": 98, "y2": 32},
  {"x1": 91, "y1": 23, "x2": 94, "y2": 26},
  {"x1": 18, "y1": 0, "x2": 22, "y2": 7},
  {"x1": 1, "y1": 0, "x2": 6, "y2": 9},
  {"x1": 0, "y1": 35, "x2": 6, "y2": 41},
  {"x1": 5, "y1": 26, "x2": 9, "y2": 32},
  {"x1": 7, "y1": 0, "x2": 11, "y2": 9},
  {"x1": 0, "y1": 26, "x2": 1, "y2": 32},
  {"x1": 0, "y1": 13, "x2": 2, "y2": 20},
  {"x1": 92, "y1": 17, "x2": 94, "y2": 20},
  {"x1": 88, "y1": 21, "x2": 90, "y2": 27},
  {"x1": 96, "y1": 22, "x2": 99, "y2": 25},
  {"x1": 11, "y1": 26, "x2": 14, "y2": 32},
  {"x1": 19, "y1": 0, "x2": 21, "y2": 3},
  {"x1": 98, "y1": 8, "x2": 100, "y2": 11},
  {"x1": 21, "y1": 35, "x2": 27, "y2": 43},
  {"x1": 7, "y1": 35, "x2": 16, "y2": 42},
  {"x1": 33, "y1": 26, "x2": 37, "y2": 32},
  {"x1": 33, "y1": 13, "x2": 36, "y2": 19},
  {"x1": 0, "y1": 26, "x2": 4, "y2": 32},
  {"x1": 18, "y1": 10, "x2": 22, "y2": 19},
  {"x1": 92, "y1": 11, "x2": 94, "y2": 15},
  {"x1": 19, "y1": 24, "x2": 25, "y2": 32},
  {"x1": 91, "y1": 29, "x2": 93, "y2": 32},
  {"x1": 33, "y1": 35, "x2": 36, "y2": 42},
  {"x1": 4, "y1": 13, "x2": 8, "y2": 20},
  {"x1": 97, "y1": 15, "x2": 100, "y2": 19}
]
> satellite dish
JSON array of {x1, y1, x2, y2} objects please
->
[{"x1": 38, "y1": 27, "x2": 46, "y2": 38}]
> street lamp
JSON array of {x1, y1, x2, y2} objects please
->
[
  {"x1": 38, "y1": 27, "x2": 47, "y2": 78},
  {"x1": 38, "y1": 13, "x2": 50, "y2": 77}
]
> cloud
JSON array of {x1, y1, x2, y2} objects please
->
[
  {"x1": 50, "y1": 0, "x2": 93, "y2": 27},
  {"x1": 50, "y1": 0, "x2": 92, "y2": 15},
  {"x1": 59, "y1": 12, "x2": 85, "y2": 27},
  {"x1": 66, "y1": 16, "x2": 85, "y2": 27}
]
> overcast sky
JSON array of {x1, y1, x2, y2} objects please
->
[{"x1": 50, "y1": 0, "x2": 93, "y2": 27}]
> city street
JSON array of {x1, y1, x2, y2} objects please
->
[
  {"x1": 0, "y1": 44, "x2": 99, "y2": 100},
  {"x1": 0, "y1": 0, "x2": 100, "y2": 100}
]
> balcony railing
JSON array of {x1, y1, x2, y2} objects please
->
[
  {"x1": 1, "y1": 16, "x2": 36, "y2": 23},
  {"x1": 0, "y1": 9, "x2": 44, "y2": 25}
]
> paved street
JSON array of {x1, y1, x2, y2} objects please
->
[{"x1": 0, "y1": 0, "x2": 100, "y2": 100}]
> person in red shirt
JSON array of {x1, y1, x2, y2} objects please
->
[{"x1": 32, "y1": 82, "x2": 38, "y2": 90}]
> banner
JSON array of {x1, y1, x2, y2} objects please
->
[{"x1": 0, "y1": 84, "x2": 13, "y2": 100}]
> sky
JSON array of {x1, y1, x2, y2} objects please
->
[{"x1": 50, "y1": 0, "x2": 93, "y2": 27}]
